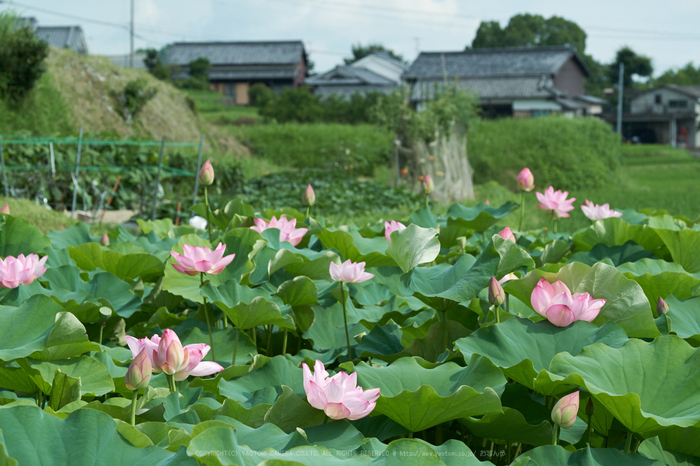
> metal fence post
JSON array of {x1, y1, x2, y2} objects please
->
[
  {"x1": 191, "y1": 134, "x2": 205, "y2": 217},
  {"x1": 71, "y1": 127, "x2": 84, "y2": 218},
  {"x1": 0, "y1": 136, "x2": 7, "y2": 197},
  {"x1": 150, "y1": 136, "x2": 166, "y2": 221}
]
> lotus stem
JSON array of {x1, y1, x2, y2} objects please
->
[
  {"x1": 624, "y1": 431, "x2": 633, "y2": 453},
  {"x1": 552, "y1": 425, "x2": 559, "y2": 446},
  {"x1": 545, "y1": 211, "x2": 555, "y2": 240},
  {"x1": 340, "y1": 282, "x2": 352, "y2": 362},
  {"x1": 305, "y1": 206, "x2": 310, "y2": 220},
  {"x1": 425, "y1": 194, "x2": 430, "y2": 208},
  {"x1": 204, "y1": 186, "x2": 213, "y2": 243},
  {"x1": 252, "y1": 327, "x2": 257, "y2": 351},
  {"x1": 506, "y1": 293, "x2": 510, "y2": 314},
  {"x1": 200, "y1": 273, "x2": 216, "y2": 362},
  {"x1": 166, "y1": 374, "x2": 176, "y2": 393},
  {"x1": 130, "y1": 390, "x2": 138, "y2": 426},
  {"x1": 587, "y1": 414, "x2": 593, "y2": 447},
  {"x1": 266, "y1": 325, "x2": 272, "y2": 355},
  {"x1": 440, "y1": 310, "x2": 449, "y2": 354},
  {"x1": 232, "y1": 327, "x2": 239, "y2": 366},
  {"x1": 282, "y1": 328, "x2": 288, "y2": 355},
  {"x1": 99, "y1": 323, "x2": 104, "y2": 346},
  {"x1": 519, "y1": 191, "x2": 525, "y2": 231}
]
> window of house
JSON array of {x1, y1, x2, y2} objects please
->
[
  {"x1": 532, "y1": 110, "x2": 550, "y2": 118},
  {"x1": 655, "y1": 94, "x2": 662, "y2": 104},
  {"x1": 669, "y1": 100, "x2": 688, "y2": 108}
]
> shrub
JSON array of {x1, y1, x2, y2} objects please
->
[
  {"x1": 259, "y1": 86, "x2": 323, "y2": 123},
  {"x1": 114, "y1": 79, "x2": 157, "y2": 124},
  {"x1": 0, "y1": 12, "x2": 50, "y2": 105},
  {"x1": 233, "y1": 123, "x2": 392, "y2": 175},
  {"x1": 468, "y1": 117, "x2": 621, "y2": 190},
  {"x1": 248, "y1": 83, "x2": 275, "y2": 107},
  {"x1": 143, "y1": 48, "x2": 170, "y2": 81}
]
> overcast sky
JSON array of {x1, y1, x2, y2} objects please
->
[{"x1": 3, "y1": 0, "x2": 700, "y2": 76}]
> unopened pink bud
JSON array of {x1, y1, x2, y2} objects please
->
[
  {"x1": 156, "y1": 329, "x2": 186, "y2": 375},
  {"x1": 100, "y1": 233, "x2": 110, "y2": 246},
  {"x1": 0, "y1": 204, "x2": 9, "y2": 215},
  {"x1": 498, "y1": 227, "x2": 516, "y2": 242},
  {"x1": 656, "y1": 297, "x2": 669, "y2": 316},
  {"x1": 125, "y1": 348, "x2": 152, "y2": 391},
  {"x1": 423, "y1": 174, "x2": 434, "y2": 194},
  {"x1": 517, "y1": 168, "x2": 535, "y2": 192},
  {"x1": 488, "y1": 276, "x2": 505, "y2": 306},
  {"x1": 199, "y1": 160, "x2": 214, "y2": 186},
  {"x1": 302, "y1": 184, "x2": 316, "y2": 207},
  {"x1": 551, "y1": 391, "x2": 579, "y2": 429}
]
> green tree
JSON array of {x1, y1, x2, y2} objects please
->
[
  {"x1": 609, "y1": 46, "x2": 653, "y2": 89},
  {"x1": 344, "y1": 43, "x2": 404, "y2": 65},
  {"x1": 654, "y1": 62, "x2": 700, "y2": 86},
  {"x1": 259, "y1": 86, "x2": 323, "y2": 123},
  {"x1": 143, "y1": 48, "x2": 170, "y2": 80},
  {"x1": 0, "y1": 12, "x2": 49, "y2": 105}
]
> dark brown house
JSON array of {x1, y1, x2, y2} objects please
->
[
  {"x1": 404, "y1": 45, "x2": 603, "y2": 117},
  {"x1": 165, "y1": 41, "x2": 307, "y2": 105}
]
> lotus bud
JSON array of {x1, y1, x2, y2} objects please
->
[
  {"x1": 199, "y1": 160, "x2": 215, "y2": 186},
  {"x1": 484, "y1": 199, "x2": 490, "y2": 205},
  {"x1": 551, "y1": 391, "x2": 579, "y2": 429},
  {"x1": 0, "y1": 203, "x2": 9, "y2": 215},
  {"x1": 586, "y1": 398, "x2": 594, "y2": 418},
  {"x1": 302, "y1": 184, "x2": 316, "y2": 207},
  {"x1": 517, "y1": 168, "x2": 535, "y2": 192},
  {"x1": 100, "y1": 233, "x2": 110, "y2": 246},
  {"x1": 656, "y1": 297, "x2": 669, "y2": 316},
  {"x1": 488, "y1": 276, "x2": 505, "y2": 306},
  {"x1": 498, "y1": 227, "x2": 516, "y2": 242},
  {"x1": 156, "y1": 329, "x2": 186, "y2": 375},
  {"x1": 423, "y1": 174, "x2": 434, "y2": 194},
  {"x1": 125, "y1": 348, "x2": 152, "y2": 391}
]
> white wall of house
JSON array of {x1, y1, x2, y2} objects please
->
[
  {"x1": 630, "y1": 88, "x2": 698, "y2": 115},
  {"x1": 513, "y1": 100, "x2": 562, "y2": 111},
  {"x1": 350, "y1": 55, "x2": 405, "y2": 84}
]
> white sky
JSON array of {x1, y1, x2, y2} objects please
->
[{"x1": 2, "y1": 0, "x2": 700, "y2": 76}]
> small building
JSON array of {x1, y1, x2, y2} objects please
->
[
  {"x1": 35, "y1": 26, "x2": 88, "y2": 55},
  {"x1": 404, "y1": 45, "x2": 602, "y2": 117},
  {"x1": 621, "y1": 85, "x2": 700, "y2": 147},
  {"x1": 306, "y1": 52, "x2": 406, "y2": 99},
  {"x1": 104, "y1": 53, "x2": 148, "y2": 70},
  {"x1": 164, "y1": 41, "x2": 308, "y2": 105}
]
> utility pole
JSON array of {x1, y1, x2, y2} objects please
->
[
  {"x1": 130, "y1": 0, "x2": 134, "y2": 68},
  {"x1": 616, "y1": 62, "x2": 624, "y2": 136}
]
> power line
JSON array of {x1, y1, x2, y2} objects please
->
[{"x1": 2, "y1": 0, "x2": 129, "y2": 30}]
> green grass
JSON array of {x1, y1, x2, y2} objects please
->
[
  {"x1": 620, "y1": 144, "x2": 690, "y2": 158},
  {"x1": 0, "y1": 197, "x2": 77, "y2": 233},
  {"x1": 184, "y1": 89, "x2": 260, "y2": 124}
]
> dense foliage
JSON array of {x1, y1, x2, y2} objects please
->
[
  {"x1": 113, "y1": 79, "x2": 158, "y2": 124},
  {"x1": 0, "y1": 12, "x2": 50, "y2": 105},
  {"x1": 468, "y1": 117, "x2": 621, "y2": 190},
  {"x1": 343, "y1": 43, "x2": 404, "y2": 65},
  {"x1": 0, "y1": 188, "x2": 699, "y2": 463}
]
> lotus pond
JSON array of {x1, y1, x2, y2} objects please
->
[{"x1": 0, "y1": 196, "x2": 699, "y2": 465}]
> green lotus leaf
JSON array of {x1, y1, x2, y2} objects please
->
[
  {"x1": 637, "y1": 436, "x2": 698, "y2": 466},
  {"x1": 29, "y1": 311, "x2": 100, "y2": 360},
  {"x1": 316, "y1": 227, "x2": 396, "y2": 268},
  {"x1": 385, "y1": 224, "x2": 440, "y2": 273},
  {"x1": 218, "y1": 356, "x2": 304, "y2": 406},
  {"x1": 0, "y1": 295, "x2": 65, "y2": 361},
  {"x1": 504, "y1": 261, "x2": 660, "y2": 338},
  {"x1": 534, "y1": 239, "x2": 571, "y2": 267},
  {"x1": 493, "y1": 235, "x2": 535, "y2": 277},
  {"x1": 216, "y1": 296, "x2": 294, "y2": 331},
  {"x1": 445, "y1": 202, "x2": 519, "y2": 232},
  {"x1": 275, "y1": 276, "x2": 319, "y2": 307},
  {"x1": 68, "y1": 242, "x2": 165, "y2": 282},
  {"x1": 653, "y1": 228, "x2": 700, "y2": 273},
  {"x1": 514, "y1": 445, "x2": 656, "y2": 466},
  {"x1": 568, "y1": 240, "x2": 656, "y2": 267},
  {"x1": 399, "y1": 247, "x2": 499, "y2": 312},
  {"x1": 0, "y1": 214, "x2": 51, "y2": 257},
  {"x1": 0, "y1": 406, "x2": 193, "y2": 465},
  {"x1": 179, "y1": 326, "x2": 257, "y2": 367},
  {"x1": 409, "y1": 205, "x2": 438, "y2": 228},
  {"x1": 303, "y1": 298, "x2": 382, "y2": 352},
  {"x1": 263, "y1": 385, "x2": 327, "y2": 431},
  {"x1": 455, "y1": 317, "x2": 627, "y2": 393},
  {"x1": 617, "y1": 259, "x2": 700, "y2": 306},
  {"x1": 19, "y1": 356, "x2": 114, "y2": 396},
  {"x1": 46, "y1": 222, "x2": 96, "y2": 249},
  {"x1": 191, "y1": 418, "x2": 307, "y2": 452},
  {"x1": 545, "y1": 336, "x2": 700, "y2": 438},
  {"x1": 664, "y1": 296, "x2": 700, "y2": 342},
  {"x1": 571, "y1": 217, "x2": 665, "y2": 254},
  {"x1": 352, "y1": 356, "x2": 505, "y2": 432}
]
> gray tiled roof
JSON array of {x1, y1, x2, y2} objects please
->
[
  {"x1": 411, "y1": 76, "x2": 558, "y2": 101},
  {"x1": 314, "y1": 85, "x2": 395, "y2": 99},
  {"x1": 665, "y1": 85, "x2": 700, "y2": 99},
  {"x1": 404, "y1": 45, "x2": 587, "y2": 80},
  {"x1": 368, "y1": 52, "x2": 408, "y2": 70},
  {"x1": 35, "y1": 26, "x2": 87, "y2": 54},
  {"x1": 306, "y1": 66, "x2": 395, "y2": 86},
  {"x1": 165, "y1": 41, "x2": 305, "y2": 66}
]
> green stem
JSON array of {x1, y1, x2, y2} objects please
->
[
  {"x1": 130, "y1": 390, "x2": 138, "y2": 426},
  {"x1": 440, "y1": 310, "x2": 449, "y2": 354},
  {"x1": 166, "y1": 374, "x2": 176, "y2": 393},
  {"x1": 545, "y1": 211, "x2": 555, "y2": 241},
  {"x1": 519, "y1": 191, "x2": 525, "y2": 231},
  {"x1": 552, "y1": 424, "x2": 559, "y2": 446},
  {"x1": 505, "y1": 293, "x2": 510, "y2": 314},
  {"x1": 204, "y1": 186, "x2": 213, "y2": 243},
  {"x1": 624, "y1": 431, "x2": 633, "y2": 453},
  {"x1": 436, "y1": 424, "x2": 443, "y2": 445},
  {"x1": 587, "y1": 413, "x2": 593, "y2": 446},
  {"x1": 200, "y1": 273, "x2": 215, "y2": 362},
  {"x1": 266, "y1": 325, "x2": 272, "y2": 356},
  {"x1": 99, "y1": 323, "x2": 104, "y2": 346},
  {"x1": 407, "y1": 431, "x2": 413, "y2": 439},
  {"x1": 232, "y1": 327, "x2": 239, "y2": 366},
  {"x1": 282, "y1": 328, "x2": 288, "y2": 355},
  {"x1": 340, "y1": 282, "x2": 352, "y2": 362},
  {"x1": 252, "y1": 327, "x2": 257, "y2": 352},
  {"x1": 305, "y1": 206, "x2": 310, "y2": 220},
  {"x1": 496, "y1": 304, "x2": 501, "y2": 324},
  {"x1": 425, "y1": 194, "x2": 429, "y2": 208}
]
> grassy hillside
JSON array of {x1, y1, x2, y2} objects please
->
[{"x1": 1, "y1": 48, "x2": 247, "y2": 156}]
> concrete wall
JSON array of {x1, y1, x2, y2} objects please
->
[
  {"x1": 553, "y1": 57, "x2": 585, "y2": 96},
  {"x1": 631, "y1": 88, "x2": 696, "y2": 114}
]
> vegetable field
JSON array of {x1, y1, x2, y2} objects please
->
[{"x1": 0, "y1": 179, "x2": 699, "y2": 465}]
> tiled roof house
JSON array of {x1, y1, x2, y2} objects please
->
[{"x1": 35, "y1": 26, "x2": 88, "y2": 55}]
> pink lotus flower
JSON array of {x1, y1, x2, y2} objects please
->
[
  {"x1": 170, "y1": 243, "x2": 234, "y2": 276},
  {"x1": 125, "y1": 330, "x2": 224, "y2": 381},
  {"x1": 499, "y1": 273, "x2": 518, "y2": 285},
  {"x1": 125, "y1": 348, "x2": 152, "y2": 391},
  {"x1": 250, "y1": 215, "x2": 308, "y2": 247},
  {"x1": 497, "y1": 227, "x2": 516, "y2": 242},
  {"x1": 303, "y1": 360, "x2": 380, "y2": 420},
  {"x1": 551, "y1": 391, "x2": 579, "y2": 429},
  {"x1": 531, "y1": 278, "x2": 605, "y2": 327},
  {"x1": 384, "y1": 220, "x2": 406, "y2": 242},
  {"x1": 581, "y1": 200, "x2": 623, "y2": 221},
  {"x1": 536, "y1": 186, "x2": 576, "y2": 218},
  {"x1": 0, "y1": 254, "x2": 48, "y2": 288},
  {"x1": 329, "y1": 259, "x2": 374, "y2": 283},
  {"x1": 517, "y1": 168, "x2": 535, "y2": 191}
]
